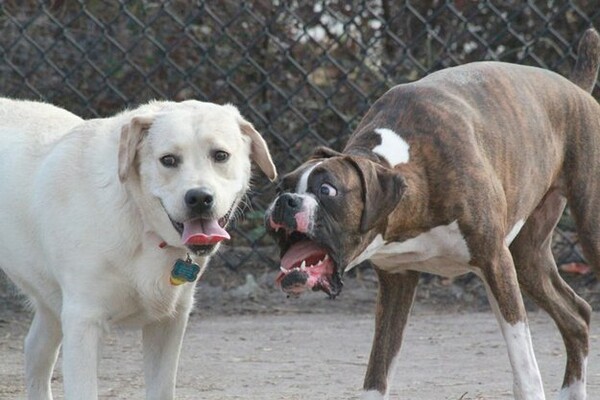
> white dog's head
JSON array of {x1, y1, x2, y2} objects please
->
[{"x1": 117, "y1": 100, "x2": 276, "y2": 255}]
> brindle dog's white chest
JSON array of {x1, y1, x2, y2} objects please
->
[{"x1": 354, "y1": 221, "x2": 475, "y2": 278}]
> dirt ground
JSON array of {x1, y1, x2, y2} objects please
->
[{"x1": 1, "y1": 266, "x2": 600, "y2": 399}]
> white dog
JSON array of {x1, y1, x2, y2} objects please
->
[{"x1": 0, "y1": 98, "x2": 276, "y2": 399}]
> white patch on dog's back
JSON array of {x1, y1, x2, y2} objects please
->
[
  {"x1": 357, "y1": 221, "x2": 473, "y2": 278},
  {"x1": 296, "y1": 162, "x2": 321, "y2": 193},
  {"x1": 505, "y1": 219, "x2": 525, "y2": 246},
  {"x1": 373, "y1": 128, "x2": 410, "y2": 166}
]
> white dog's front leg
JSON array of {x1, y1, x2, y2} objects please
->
[
  {"x1": 142, "y1": 304, "x2": 191, "y2": 400},
  {"x1": 25, "y1": 304, "x2": 62, "y2": 400},
  {"x1": 60, "y1": 307, "x2": 105, "y2": 400}
]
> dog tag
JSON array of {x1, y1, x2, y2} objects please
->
[{"x1": 170, "y1": 256, "x2": 200, "y2": 286}]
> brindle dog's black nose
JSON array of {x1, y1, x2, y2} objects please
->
[
  {"x1": 274, "y1": 193, "x2": 302, "y2": 215},
  {"x1": 281, "y1": 193, "x2": 301, "y2": 211},
  {"x1": 271, "y1": 193, "x2": 303, "y2": 229},
  {"x1": 185, "y1": 187, "x2": 214, "y2": 214}
]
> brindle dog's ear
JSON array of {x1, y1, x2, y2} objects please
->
[
  {"x1": 118, "y1": 115, "x2": 154, "y2": 182},
  {"x1": 346, "y1": 156, "x2": 406, "y2": 233},
  {"x1": 311, "y1": 146, "x2": 343, "y2": 160}
]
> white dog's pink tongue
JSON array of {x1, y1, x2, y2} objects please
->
[{"x1": 182, "y1": 219, "x2": 230, "y2": 245}]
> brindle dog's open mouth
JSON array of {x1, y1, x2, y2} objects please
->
[{"x1": 270, "y1": 218, "x2": 343, "y2": 298}]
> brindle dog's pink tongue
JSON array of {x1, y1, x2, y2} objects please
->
[
  {"x1": 281, "y1": 241, "x2": 324, "y2": 270},
  {"x1": 182, "y1": 219, "x2": 230, "y2": 245}
]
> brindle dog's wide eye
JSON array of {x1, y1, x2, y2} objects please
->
[
  {"x1": 160, "y1": 154, "x2": 179, "y2": 168},
  {"x1": 320, "y1": 183, "x2": 337, "y2": 197},
  {"x1": 213, "y1": 150, "x2": 229, "y2": 163}
]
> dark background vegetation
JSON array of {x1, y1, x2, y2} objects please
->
[{"x1": 1, "y1": 0, "x2": 598, "y2": 272}]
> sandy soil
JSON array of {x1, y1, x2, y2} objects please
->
[{"x1": 1, "y1": 268, "x2": 600, "y2": 400}]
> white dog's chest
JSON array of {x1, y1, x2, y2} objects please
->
[
  {"x1": 111, "y1": 284, "x2": 183, "y2": 328},
  {"x1": 106, "y1": 253, "x2": 201, "y2": 327}
]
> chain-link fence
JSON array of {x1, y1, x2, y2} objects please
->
[{"x1": 1, "y1": 1, "x2": 598, "y2": 271}]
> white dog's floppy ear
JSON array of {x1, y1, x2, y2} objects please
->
[
  {"x1": 118, "y1": 115, "x2": 154, "y2": 182},
  {"x1": 238, "y1": 119, "x2": 278, "y2": 181}
]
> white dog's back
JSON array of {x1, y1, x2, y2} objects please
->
[
  {"x1": 0, "y1": 99, "x2": 162, "y2": 318},
  {"x1": 0, "y1": 98, "x2": 83, "y2": 146},
  {"x1": 0, "y1": 100, "x2": 83, "y2": 308}
]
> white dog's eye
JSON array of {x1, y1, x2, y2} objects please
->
[
  {"x1": 213, "y1": 150, "x2": 229, "y2": 163},
  {"x1": 319, "y1": 183, "x2": 337, "y2": 197},
  {"x1": 160, "y1": 154, "x2": 179, "y2": 168}
]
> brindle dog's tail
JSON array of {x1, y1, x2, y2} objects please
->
[{"x1": 570, "y1": 28, "x2": 600, "y2": 93}]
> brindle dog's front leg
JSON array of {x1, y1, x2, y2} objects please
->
[{"x1": 362, "y1": 269, "x2": 419, "y2": 400}]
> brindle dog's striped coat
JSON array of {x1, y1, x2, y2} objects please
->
[{"x1": 267, "y1": 29, "x2": 600, "y2": 400}]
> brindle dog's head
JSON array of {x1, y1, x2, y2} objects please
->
[{"x1": 265, "y1": 147, "x2": 405, "y2": 298}]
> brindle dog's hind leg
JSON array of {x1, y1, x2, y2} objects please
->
[{"x1": 511, "y1": 188, "x2": 591, "y2": 400}]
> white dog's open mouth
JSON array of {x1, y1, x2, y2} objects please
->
[
  {"x1": 169, "y1": 215, "x2": 230, "y2": 252},
  {"x1": 162, "y1": 208, "x2": 231, "y2": 256},
  {"x1": 181, "y1": 217, "x2": 230, "y2": 245},
  {"x1": 161, "y1": 198, "x2": 237, "y2": 254}
]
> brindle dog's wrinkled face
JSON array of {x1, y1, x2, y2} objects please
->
[{"x1": 265, "y1": 148, "x2": 405, "y2": 298}]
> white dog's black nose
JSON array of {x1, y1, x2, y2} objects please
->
[{"x1": 185, "y1": 188, "x2": 214, "y2": 213}]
